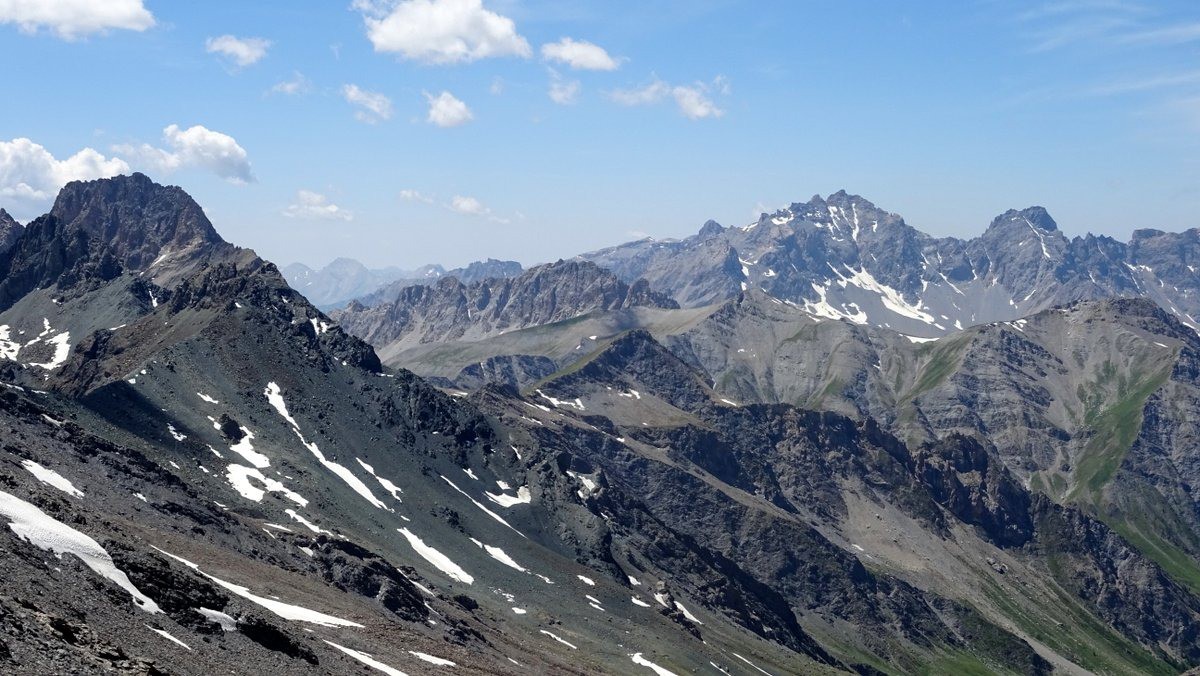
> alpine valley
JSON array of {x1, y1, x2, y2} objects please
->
[{"x1": 4, "y1": 174, "x2": 1200, "y2": 676}]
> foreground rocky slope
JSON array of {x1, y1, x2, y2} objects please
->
[{"x1": 4, "y1": 175, "x2": 1200, "y2": 675}]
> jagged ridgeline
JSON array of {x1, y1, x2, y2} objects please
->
[{"x1": 0, "y1": 174, "x2": 1198, "y2": 675}]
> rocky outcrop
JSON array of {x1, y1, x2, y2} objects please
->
[{"x1": 331, "y1": 259, "x2": 676, "y2": 349}]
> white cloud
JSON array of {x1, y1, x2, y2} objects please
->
[
  {"x1": 541, "y1": 37, "x2": 619, "y2": 71},
  {"x1": 449, "y1": 195, "x2": 486, "y2": 215},
  {"x1": 610, "y1": 76, "x2": 726, "y2": 120},
  {"x1": 353, "y1": 0, "x2": 530, "y2": 64},
  {"x1": 0, "y1": 138, "x2": 130, "y2": 217},
  {"x1": 342, "y1": 84, "x2": 393, "y2": 123},
  {"x1": 268, "y1": 71, "x2": 312, "y2": 96},
  {"x1": 113, "y1": 124, "x2": 254, "y2": 184},
  {"x1": 447, "y1": 194, "x2": 508, "y2": 223},
  {"x1": 489, "y1": 76, "x2": 505, "y2": 95},
  {"x1": 548, "y1": 71, "x2": 581, "y2": 105},
  {"x1": 205, "y1": 34, "x2": 271, "y2": 67},
  {"x1": 282, "y1": 190, "x2": 352, "y2": 221},
  {"x1": 672, "y1": 84, "x2": 724, "y2": 120},
  {"x1": 399, "y1": 189, "x2": 434, "y2": 203},
  {"x1": 0, "y1": 0, "x2": 154, "y2": 40},
  {"x1": 425, "y1": 90, "x2": 473, "y2": 127}
]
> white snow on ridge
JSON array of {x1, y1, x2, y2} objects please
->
[
  {"x1": 577, "y1": 575, "x2": 596, "y2": 586},
  {"x1": 197, "y1": 607, "x2": 236, "y2": 631},
  {"x1": 632, "y1": 596, "x2": 651, "y2": 607},
  {"x1": 21, "y1": 460, "x2": 84, "y2": 497},
  {"x1": 631, "y1": 652, "x2": 679, "y2": 676},
  {"x1": 27, "y1": 331, "x2": 71, "y2": 370},
  {"x1": 325, "y1": 641, "x2": 409, "y2": 676},
  {"x1": 357, "y1": 458, "x2": 404, "y2": 502},
  {"x1": 468, "y1": 538, "x2": 528, "y2": 573},
  {"x1": 674, "y1": 601, "x2": 703, "y2": 624},
  {"x1": 196, "y1": 392, "x2": 219, "y2": 404},
  {"x1": 485, "y1": 486, "x2": 531, "y2": 508},
  {"x1": 440, "y1": 475, "x2": 525, "y2": 537},
  {"x1": 732, "y1": 652, "x2": 776, "y2": 675},
  {"x1": 0, "y1": 491, "x2": 160, "y2": 613},
  {"x1": 264, "y1": 382, "x2": 300, "y2": 427},
  {"x1": 408, "y1": 651, "x2": 455, "y2": 667},
  {"x1": 146, "y1": 626, "x2": 191, "y2": 650},
  {"x1": 536, "y1": 389, "x2": 585, "y2": 411},
  {"x1": 284, "y1": 509, "x2": 332, "y2": 535},
  {"x1": 0, "y1": 325, "x2": 20, "y2": 360},
  {"x1": 154, "y1": 548, "x2": 362, "y2": 627},
  {"x1": 225, "y1": 464, "x2": 308, "y2": 506},
  {"x1": 264, "y1": 382, "x2": 388, "y2": 510},
  {"x1": 397, "y1": 527, "x2": 474, "y2": 585},
  {"x1": 229, "y1": 427, "x2": 269, "y2": 468},
  {"x1": 539, "y1": 629, "x2": 578, "y2": 650}
]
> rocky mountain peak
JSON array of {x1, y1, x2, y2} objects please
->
[
  {"x1": 0, "y1": 207, "x2": 22, "y2": 253},
  {"x1": 697, "y1": 219, "x2": 724, "y2": 239},
  {"x1": 48, "y1": 172, "x2": 226, "y2": 271},
  {"x1": 989, "y1": 206, "x2": 1058, "y2": 232}
]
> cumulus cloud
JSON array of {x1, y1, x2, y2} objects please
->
[
  {"x1": 267, "y1": 71, "x2": 312, "y2": 96},
  {"x1": 399, "y1": 188, "x2": 434, "y2": 203},
  {"x1": 424, "y1": 90, "x2": 473, "y2": 127},
  {"x1": 342, "y1": 84, "x2": 393, "y2": 123},
  {"x1": 541, "y1": 37, "x2": 619, "y2": 71},
  {"x1": 113, "y1": 124, "x2": 254, "y2": 184},
  {"x1": 0, "y1": 138, "x2": 130, "y2": 217},
  {"x1": 282, "y1": 190, "x2": 352, "y2": 221},
  {"x1": 0, "y1": 0, "x2": 154, "y2": 40},
  {"x1": 448, "y1": 194, "x2": 508, "y2": 223},
  {"x1": 449, "y1": 194, "x2": 487, "y2": 215},
  {"x1": 610, "y1": 76, "x2": 727, "y2": 120},
  {"x1": 353, "y1": 0, "x2": 530, "y2": 64},
  {"x1": 548, "y1": 70, "x2": 581, "y2": 105},
  {"x1": 205, "y1": 34, "x2": 271, "y2": 67}
]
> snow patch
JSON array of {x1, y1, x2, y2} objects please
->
[
  {"x1": 0, "y1": 491, "x2": 160, "y2": 613},
  {"x1": 409, "y1": 651, "x2": 455, "y2": 667},
  {"x1": 146, "y1": 626, "x2": 191, "y2": 650},
  {"x1": 397, "y1": 527, "x2": 474, "y2": 584},
  {"x1": 631, "y1": 652, "x2": 679, "y2": 676},
  {"x1": 154, "y1": 548, "x2": 362, "y2": 627},
  {"x1": 21, "y1": 460, "x2": 83, "y2": 497},
  {"x1": 325, "y1": 641, "x2": 409, "y2": 676},
  {"x1": 539, "y1": 629, "x2": 578, "y2": 650},
  {"x1": 486, "y1": 486, "x2": 531, "y2": 508}
]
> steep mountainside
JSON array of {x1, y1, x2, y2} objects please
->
[
  {"x1": 4, "y1": 175, "x2": 1200, "y2": 675},
  {"x1": 580, "y1": 191, "x2": 1200, "y2": 338}
]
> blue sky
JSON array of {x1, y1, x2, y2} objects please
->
[{"x1": 2, "y1": 1, "x2": 1199, "y2": 270}]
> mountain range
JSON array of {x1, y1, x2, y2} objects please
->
[
  {"x1": 284, "y1": 257, "x2": 522, "y2": 309},
  {"x1": 1, "y1": 176, "x2": 1199, "y2": 675}
]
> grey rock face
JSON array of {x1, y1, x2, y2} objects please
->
[
  {"x1": 0, "y1": 208, "x2": 22, "y2": 254},
  {"x1": 330, "y1": 259, "x2": 677, "y2": 360},
  {"x1": 580, "y1": 190, "x2": 1200, "y2": 338}
]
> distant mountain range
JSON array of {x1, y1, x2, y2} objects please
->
[
  {"x1": 283, "y1": 257, "x2": 522, "y2": 309},
  {"x1": 580, "y1": 191, "x2": 1200, "y2": 337}
]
